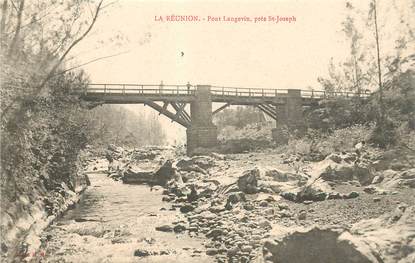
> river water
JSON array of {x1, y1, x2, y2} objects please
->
[{"x1": 38, "y1": 171, "x2": 213, "y2": 263}]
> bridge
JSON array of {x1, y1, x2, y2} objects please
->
[{"x1": 76, "y1": 83, "x2": 368, "y2": 154}]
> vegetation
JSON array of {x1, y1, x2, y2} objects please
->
[
  {"x1": 88, "y1": 105, "x2": 166, "y2": 148},
  {"x1": 314, "y1": 0, "x2": 414, "y2": 148},
  {"x1": 0, "y1": 1, "x2": 166, "y2": 257},
  {"x1": 213, "y1": 106, "x2": 266, "y2": 131}
]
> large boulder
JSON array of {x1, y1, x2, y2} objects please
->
[
  {"x1": 371, "y1": 149, "x2": 414, "y2": 172},
  {"x1": 122, "y1": 160, "x2": 174, "y2": 186},
  {"x1": 154, "y1": 160, "x2": 175, "y2": 186},
  {"x1": 317, "y1": 157, "x2": 375, "y2": 186},
  {"x1": 237, "y1": 168, "x2": 260, "y2": 194},
  {"x1": 262, "y1": 205, "x2": 415, "y2": 263},
  {"x1": 175, "y1": 158, "x2": 207, "y2": 174},
  {"x1": 262, "y1": 226, "x2": 378, "y2": 263},
  {"x1": 350, "y1": 205, "x2": 415, "y2": 263},
  {"x1": 378, "y1": 168, "x2": 415, "y2": 189}
]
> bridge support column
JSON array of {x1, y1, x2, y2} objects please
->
[
  {"x1": 272, "y1": 89, "x2": 306, "y2": 142},
  {"x1": 187, "y1": 85, "x2": 218, "y2": 155},
  {"x1": 284, "y1": 89, "x2": 306, "y2": 136}
]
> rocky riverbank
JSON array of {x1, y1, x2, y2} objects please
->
[
  {"x1": 102, "y1": 145, "x2": 415, "y2": 262},
  {"x1": 0, "y1": 160, "x2": 90, "y2": 263}
]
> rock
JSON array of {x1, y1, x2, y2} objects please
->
[
  {"x1": 191, "y1": 156, "x2": 216, "y2": 169},
  {"x1": 243, "y1": 203, "x2": 255, "y2": 211},
  {"x1": 262, "y1": 226, "x2": 378, "y2": 263},
  {"x1": 325, "y1": 153, "x2": 343, "y2": 164},
  {"x1": 259, "y1": 200, "x2": 269, "y2": 207},
  {"x1": 154, "y1": 160, "x2": 175, "y2": 186},
  {"x1": 227, "y1": 192, "x2": 246, "y2": 206},
  {"x1": 258, "y1": 220, "x2": 272, "y2": 229},
  {"x1": 373, "y1": 197, "x2": 381, "y2": 202},
  {"x1": 319, "y1": 161, "x2": 374, "y2": 186},
  {"x1": 237, "y1": 169, "x2": 259, "y2": 194},
  {"x1": 180, "y1": 204, "x2": 195, "y2": 213},
  {"x1": 241, "y1": 245, "x2": 253, "y2": 253},
  {"x1": 371, "y1": 175, "x2": 383, "y2": 184},
  {"x1": 227, "y1": 247, "x2": 239, "y2": 257},
  {"x1": 122, "y1": 168, "x2": 155, "y2": 184},
  {"x1": 206, "y1": 228, "x2": 225, "y2": 239},
  {"x1": 176, "y1": 158, "x2": 207, "y2": 174},
  {"x1": 238, "y1": 168, "x2": 260, "y2": 194},
  {"x1": 277, "y1": 204, "x2": 289, "y2": 210},
  {"x1": 155, "y1": 225, "x2": 173, "y2": 232},
  {"x1": 173, "y1": 224, "x2": 187, "y2": 233},
  {"x1": 134, "y1": 249, "x2": 151, "y2": 257},
  {"x1": 303, "y1": 200, "x2": 313, "y2": 205},
  {"x1": 280, "y1": 192, "x2": 297, "y2": 202},
  {"x1": 298, "y1": 211, "x2": 307, "y2": 220},
  {"x1": 264, "y1": 169, "x2": 301, "y2": 182},
  {"x1": 206, "y1": 248, "x2": 219, "y2": 256},
  {"x1": 327, "y1": 192, "x2": 342, "y2": 200},
  {"x1": 350, "y1": 205, "x2": 415, "y2": 263},
  {"x1": 363, "y1": 186, "x2": 377, "y2": 194},
  {"x1": 198, "y1": 211, "x2": 217, "y2": 220},
  {"x1": 344, "y1": 191, "x2": 359, "y2": 199}
]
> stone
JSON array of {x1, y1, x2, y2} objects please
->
[
  {"x1": 241, "y1": 245, "x2": 253, "y2": 253},
  {"x1": 243, "y1": 203, "x2": 254, "y2": 211},
  {"x1": 327, "y1": 192, "x2": 342, "y2": 200},
  {"x1": 325, "y1": 153, "x2": 343, "y2": 164},
  {"x1": 176, "y1": 158, "x2": 207, "y2": 174},
  {"x1": 262, "y1": 226, "x2": 378, "y2": 263},
  {"x1": 155, "y1": 225, "x2": 173, "y2": 232},
  {"x1": 363, "y1": 186, "x2": 377, "y2": 194},
  {"x1": 206, "y1": 248, "x2": 219, "y2": 256},
  {"x1": 350, "y1": 205, "x2": 415, "y2": 263},
  {"x1": 134, "y1": 249, "x2": 151, "y2": 257},
  {"x1": 280, "y1": 192, "x2": 297, "y2": 202},
  {"x1": 154, "y1": 160, "x2": 175, "y2": 186},
  {"x1": 227, "y1": 247, "x2": 239, "y2": 257},
  {"x1": 344, "y1": 191, "x2": 359, "y2": 199},
  {"x1": 371, "y1": 175, "x2": 383, "y2": 184},
  {"x1": 258, "y1": 220, "x2": 272, "y2": 229},
  {"x1": 173, "y1": 224, "x2": 187, "y2": 233},
  {"x1": 278, "y1": 204, "x2": 289, "y2": 210},
  {"x1": 259, "y1": 200, "x2": 269, "y2": 207},
  {"x1": 298, "y1": 211, "x2": 307, "y2": 220},
  {"x1": 238, "y1": 168, "x2": 260, "y2": 194},
  {"x1": 180, "y1": 204, "x2": 195, "y2": 213},
  {"x1": 206, "y1": 228, "x2": 225, "y2": 238}
]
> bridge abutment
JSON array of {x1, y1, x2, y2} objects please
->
[{"x1": 187, "y1": 85, "x2": 218, "y2": 155}]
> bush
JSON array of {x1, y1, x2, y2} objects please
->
[{"x1": 281, "y1": 124, "x2": 375, "y2": 157}]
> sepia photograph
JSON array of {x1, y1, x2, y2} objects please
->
[{"x1": 0, "y1": 0, "x2": 414, "y2": 262}]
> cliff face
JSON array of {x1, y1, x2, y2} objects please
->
[
  {"x1": 0, "y1": 154, "x2": 89, "y2": 262},
  {"x1": 0, "y1": 55, "x2": 95, "y2": 262}
]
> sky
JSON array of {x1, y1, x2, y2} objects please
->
[{"x1": 71, "y1": 0, "x2": 412, "y2": 144}]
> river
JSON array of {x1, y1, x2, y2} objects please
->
[{"x1": 37, "y1": 171, "x2": 213, "y2": 263}]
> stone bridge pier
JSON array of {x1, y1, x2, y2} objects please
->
[
  {"x1": 187, "y1": 85, "x2": 218, "y2": 155},
  {"x1": 272, "y1": 89, "x2": 306, "y2": 144}
]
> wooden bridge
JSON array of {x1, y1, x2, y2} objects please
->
[{"x1": 76, "y1": 83, "x2": 368, "y2": 154}]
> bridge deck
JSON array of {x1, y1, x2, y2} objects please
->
[{"x1": 76, "y1": 83, "x2": 369, "y2": 104}]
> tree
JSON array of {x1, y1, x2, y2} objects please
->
[{"x1": 1, "y1": 0, "x2": 105, "y2": 119}]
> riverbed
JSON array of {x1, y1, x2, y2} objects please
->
[{"x1": 36, "y1": 172, "x2": 213, "y2": 263}]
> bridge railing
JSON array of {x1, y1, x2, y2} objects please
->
[
  {"x1": 300, "y1": 90, "x2": 370, "y2": 99},
  {"x1": 211, "y1": 86, "x2": 370, "y2": 99},
  {"x1": 79, "y1": 83, "x2": 196, "y2": 95},
  {"x1": 211, "y1": 86, "x2": 289, "y2": 97},
  {"x1": 76, "y1": 84, "x2": 370, "y2": 99}
]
